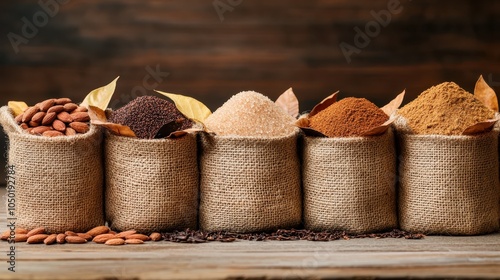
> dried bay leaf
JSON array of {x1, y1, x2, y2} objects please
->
[
  {"x1": 295, "y1": 117, "x2": 326, "y2": 137},
  {"x1": 154, "y1": 119, "x2": 185, "y2": 139},
  {"x1": 361, "y1": 118, "x2": 396, "y2": 136},
  {"x1": 87, "y1": 106, "x2": 108, "y2": 122},
  {"x1": 155, "y1": 90, "x2": 212, "y2": 123},
  {"x1": 275, "y1": 88, "x2": 299, "y2": 118},
  {"x1": 381, "y1": 90, "x2": 405, "y2": 116},
  {"x1": 462, "y1": 118, "x2": 499, "y2": 135},
  {"x1": 8, "y1": 101, "x2": 28, "y2": 117},
  {"x1": 308, "y1": 91, "x2": 339, "y2": 117},
  {"x1": 91, "y1": 120, "x2": 136, "y2": 137},
  {"x1": 474, "y1": 75, "x2": 498, "y2": 112},
  {"x1": 81, "y1": 77, "x2": 119, "y2": 110}
]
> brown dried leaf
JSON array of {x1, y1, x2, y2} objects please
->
[
  {"x1": 88, "y1": 105, "x2": 107, "y2": 122},
  {"x1": 381, "y1": 90, "x2": 405, "y2": 116},
  {"x1": 462, "y1": 118, "x2": 499, "y2": 135},
  {"x1": 168, "y1": 128, "x2": 203, "y2": 138},
  {"x1": 309, "y1": 91, "x2": 339, "y2": 117},
  {"x1": 295, "y1": 117, "x2": 326, "y2": 137},
  {"x1": 474, "y1": 75, "x2": 499, "y2": 112},
  {"x1": 91, "y1": 120, "x2": 136, "y2": 137},
  {"x1": 275, "y1": 88, "x2": 299, "y2": 118},
  {"x1": 361, "y1": 117, "x2": 395, "y2": 136}
]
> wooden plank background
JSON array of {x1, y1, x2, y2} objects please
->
[{"x1": 1, "y1": 0, "x2": 499, "y2": 184}]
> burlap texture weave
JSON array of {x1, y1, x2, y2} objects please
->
[
  {"x1": 396, "y1": 117, "x2": 500, "y2": 235},
  {"x1": 0, "y1": 106, "x2": 104, "y2": 233},
  {"x1": 199, "y1": 131, "x2": 302, "y2": 233},
  {"x1": 105, "y1": 133, "x2": 198, "y2": 233},
  {"x1": 302, "y1": 129, "x2": 397, "y2": 234}
]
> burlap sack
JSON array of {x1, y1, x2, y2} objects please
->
[
  {"x1": 0, "y1": 106, "x2": 104, "y2": 233},
  {"x1": 302, "y1": 129, "x2": 397, "y2": 234},
  {"x1": 396, "y1": 117, "x2": 500, "y2": 235},
  {"x1": 105, "y1": 133, "x2": 198, "y2": 233},
  {"x1": 199, "y1": 131, "x2": 302, "y2": 233}
]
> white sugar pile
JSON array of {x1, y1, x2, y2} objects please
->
[{"x1": 204, "y1": 91, "x2": 296, "y2": 137}]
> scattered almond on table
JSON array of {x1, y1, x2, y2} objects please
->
[
  {"x1": 0, "y1": 226, "x2": 163, "y2": 246},
  {"x1": 15, "y1": 98, "x2": 90, "y2": 137}
]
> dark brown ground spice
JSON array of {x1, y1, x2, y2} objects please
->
[
  {"x1": 161, "y1": 229, "x2": 424, "y2": 243},
  {"x1": 109, "y1": 96, "x2": 192, "y2": 139},
  {"x1": 308, "y1": 97, "x2": 389, "y2": 137}
]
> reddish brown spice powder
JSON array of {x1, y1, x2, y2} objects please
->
[{"x1": 308, "y1": 97, "x2": 389, "y2": 137}]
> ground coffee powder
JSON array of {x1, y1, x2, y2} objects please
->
[
  {"x1": 204, "y1": 91, "x2": 296, "y2": 137},
  {"x1": 110, "y1": 96, "x2": 192, "y2": 139},
  {"x1": 308, "y1": 97, "x2": 388, "y2": 137},
  {"x1": 398, "y1": 82, "x2": 495, "y2": 135}
]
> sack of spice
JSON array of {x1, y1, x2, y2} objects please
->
[
  {"x1": 0, "y1": 105, "x2": 104, "y2": 233},
  {"x1": 395, "y1": 78, "x2": 500, "y2": 235},
  {"x1": 100, "y1": 95, "x2": 200, "y2": 233},
  {"x1": 199, "y1": 90, "x2": 302, "y2": 233},
  {"x1": 297, "y1": 92, "x2": 401, "y2": 234}
]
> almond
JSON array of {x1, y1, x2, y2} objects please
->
[
  {"x1": 63, "y1": 103, "x2": 79, "y2": 112},
  {"x1": 20, "y1": 123, "x2": 29, "y2": 130},
  {"x1": 149, "y1": 232, "x2": 162, "y2": 241},
  {"x1": 115, "y1": 230, "x2": 137, "y2": 238},
  {"x1": 31, "y1": 111, "x2": 46, "y2": 123},
  {"x1": 44, "y1": 234, "x2": 57, "y2": 245},
  {"x1": 65, "y1": 235, "x2": 87, "y2": 244},
  {"x1": 42, "y1": 130, "x2": 64, "y2": 137},
  {"x1": 105, "y1": 238, "x2": 125, "y2": 246},
  {"x1": 14, "y1": 234, "x2": 28, "y2": 242},
  {"x1": 38, "y1": 99, "x2": 56, "y2": 112},
  {"x1": 15, "y1": 113, "x2": 24, "y2": 123},
  {"x1": 125, "y1": 239, "x2": 144, "y2": 244},
  {"x1": 1, "y1": 228, "x2": 28, "y2": 240},
  {"x1": 52, "y1": 119, "x2": 67, "y2": 132},
  {"x1": 125, "y1": 234, "x2": 150, "y2": 241},
  {"x1": 70, "y1": 112, "x2": 90, "y2": 122},
  {"x1": 57, "y1": 111, "x2": 73, "y2": 123},
  {"x1": 22, "y1": 106, "x2": 40, "y2": 123},
  {"x1": 47, "y1": 105, "x2": 65, "y2": 114},
  {"x1": 31, "y1": 126, "x2": 52, "y2": 135},
  {"x1": 69, "y1": 122, "x2": 90, "y2": 134},
  {"x1": 108, "y1": 231, "x2": 117, "y2": 235},
  {"x1": 56, "y1": 233, "x2": 66, "y2": 244},
  {"x1": 28, "y1": 121, "x2": 40, "y2": 127},
  {"x1": 25, "y1": 128, "x2": 33, "y2": 134},
  {"x1": 73, "y1": 106, "x2": 88, "y2": 113},
  {"x1": 92, "y1": 234, "x2": 116, "y2": 244},
  {"x1": 41, "y1": 112, "x2": 57, "y2": 125},
  {"x1": 27, "y1": 234, "x2": 49, "y2": 244},
  {"x1": 77, "y1": 233, "x2": 93, "y2": 241},
  {"x1": 87, "y1": 226, "x2": 110, "y2": 237},
  {"x1": 55, "y1": 98, "x2": 72, "y2": 105},
  {"x1": 27, "y1": 227, "x2": 45, "y2": 237},
  {"x1": 65, "y1": 231, "x2": 77, "y2": 236},
  {"x1": 65, "y1": 127, "x2": 77, "y2": 136}
]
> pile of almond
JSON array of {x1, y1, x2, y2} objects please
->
[
  {"x1": 1, "y1": 226, "x2": 163, "y2": 246},
  {"x1": 15, "y1": 98, "x2": 90, "y2": 137}
]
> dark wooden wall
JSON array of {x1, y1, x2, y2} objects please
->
[{"x1": 1, "y1": 0, "x2": 500, "y2": 184}]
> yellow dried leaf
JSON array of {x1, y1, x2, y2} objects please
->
[
  {"x1": 8, "y1": 101, "x2": 28, "y2": 117},
  {"x1": 81, "y1": 77, "x2": 119, "y2": 110},
  {"x1": 91, "y1": 120, "x2": 136, "y2": 137},
  {"x1": 275, "y1": 88, "x2": 299, "y2": 118},
  {"x1": 381, "y1": 90, "x2": 405, "y2": 116},
  {"x1": 155, "y1": 90, "x2": 212, "y2": 122},
  {"x1": 88, "y1": 106, "x2": 108, "y2": 122},
  {"x1": 474, "y1": 75, "x2": 498, "y2": 112}
]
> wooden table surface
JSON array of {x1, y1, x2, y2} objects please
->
[{"x1": 1, "y1": 187, "x2": 499, "y2": 280}]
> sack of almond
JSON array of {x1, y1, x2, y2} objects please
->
[
  {"x1": 0, "y1": 101, "x2": 103, "y2": 233},
  {"x1": 199, "y1": 90, "x2": 302, "y2": 233},
  {"x1": 297, "y1": 92, "x2": 401, "y2": 234},
  {"x1": 395, "y1": 78, "x2": 500, "y2": 235},
  {"x1": 96, "y1": 93, "x2": 200, "y2": 233}
]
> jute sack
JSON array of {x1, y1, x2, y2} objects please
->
[
  {"x1": 396, "y1": 117, "x2": 500, "y2": 235},
  {"x1": 302, "y1": 129, "x2": 397, "y2": 234},
  {"x1": 0, "y1": 106, "x2": 104, "y2": 233},
  {"x1": 105, "y1": 132, "x2": 198, "y2": 233},
  {"x1": 199, "y1": 131, "x2": 302, "y2": 233}
]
